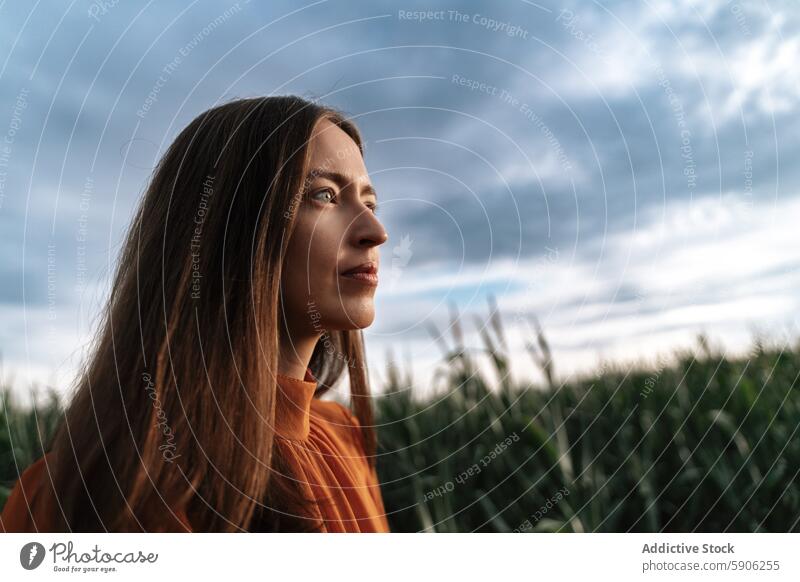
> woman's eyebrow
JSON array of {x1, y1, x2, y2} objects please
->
[{"x1": 306, "y1": 168, "x2": 378, "y2": 199}]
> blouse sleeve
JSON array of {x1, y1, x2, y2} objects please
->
[{"x1": 0, "y1": 456, "x2": 53, "y2": 532}]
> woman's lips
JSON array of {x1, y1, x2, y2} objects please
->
[
  {"x1": 340, "y1": 261, "x2": 378, "y2": 286},
  {"x1": 340, "y1": 271, "x2": 379, "y2": 286}
]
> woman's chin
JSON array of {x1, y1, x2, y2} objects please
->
[{"x1": 327, "y1": 304, "x2": 375, "y2": 330}]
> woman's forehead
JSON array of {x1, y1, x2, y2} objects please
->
[{"x1": 307, "y1": 119, "x2": 365, "y2": 175}]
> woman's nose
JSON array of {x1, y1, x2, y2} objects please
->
[{"x1": 355, "y1": 211, "x2": 388, "y2": 248}]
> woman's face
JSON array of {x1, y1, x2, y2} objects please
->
[{"x1": 280, "y1": 118, "x2": 388, "y2": 337}]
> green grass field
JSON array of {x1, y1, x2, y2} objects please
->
[
  {"x1": 0, "y1": 385, "x2": 61, "y2": 510},
  {"x1": 376, "y1": 306, "x2": 800, "y2": 532}
]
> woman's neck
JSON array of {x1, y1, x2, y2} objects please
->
[{"x1": 277, "y1": 325, "x2": 321, "y2": 380}]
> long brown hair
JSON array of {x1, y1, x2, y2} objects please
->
[{"x1": 46, "y1": 96, "x2": 377, "y2": 532}]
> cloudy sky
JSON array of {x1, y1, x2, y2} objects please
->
[{"x1": 1, "y1": 0, "x2": 798, "y2": 402}]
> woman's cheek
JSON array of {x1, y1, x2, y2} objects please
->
[{"x1": 309, "y1": 218, "x2": 341, "y2": 275}]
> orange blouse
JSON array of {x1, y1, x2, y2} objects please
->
[{"x1": 1, "y1": 368, "x2": 390, "y2": 533}]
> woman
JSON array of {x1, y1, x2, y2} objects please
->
[{"x1": 0, "y1": 96, "x2": 391, "y2": 532}]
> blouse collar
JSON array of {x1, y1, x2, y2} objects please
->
[{"x1": 275, "y1": 367, "x2": 318, "y2": 440}]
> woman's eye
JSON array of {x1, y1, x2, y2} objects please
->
[
  {"x1": 367, "y1": 203, "x2": 379, "y2": 214},
  {"x1": 310, "y1": 188, "x2": 335, "y2": 204}
]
